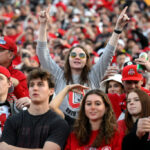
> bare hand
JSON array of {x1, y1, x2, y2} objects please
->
[
  {"x1": 62, "y1": 48, "x2": 70, "y2": 56},
  {"x1": 10, "y1": 77, "x2": 19, "y2": 87},
  {"x1": 136, "y1": 117, "x2": 150, "y2": 139},
  {"x1": 103, "y1": 66, "x2": 119, "y2": 81},
  {"x1": 38, "y1": 5, "x2": 51, "y2": 24},
  {"x1": 135, "y1": 58, "x2": 150, "y2": 72},
  {"x1": 67, "y1": 84, "x2": 89, "y2": 94},
  {"x1": 115, "y1": 6, "x2": 130, "y2": 30},
  {"x1": 16, "y1": 97, "x2": 31, "y2": 110}
]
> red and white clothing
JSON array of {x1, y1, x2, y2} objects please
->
[
  {"x1": 65, "y1": 130, "x2": 123, "y2": 150},
  {"x1": 0, "y1": 101, "x2": 10, "y2": 136},
  {"x1": 0, "y1": 94, "x2": 18, "y2": 137},
  {"x1": 117, "y1": 119, "x2": 127, "y2": 138},
  {"x1": 108, "y1": 93, "x2": 126, "y2": 119},
  {"x1": 8, "y1": 65, "x2": 29, "y2": 99}
]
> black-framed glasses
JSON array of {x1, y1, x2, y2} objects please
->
[{"x1": 70, "y1": 52, "x2": 86, "y2": 59}]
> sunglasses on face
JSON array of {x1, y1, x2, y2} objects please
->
[{"x1": 70, "y1": 52, "x2": 86, "y2": 59}]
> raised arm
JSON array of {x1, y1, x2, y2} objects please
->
[
  {"x1": 108, "y1": 6, "x2": 129, "y2": 46},
  {"x1": 50, "y1": 84, "x2": 89, "y2": 118},
  {"x1": 38, "y1": 6, "x2": 51, "y2": 42},
  {"x1": 89, "y1": 7, "x2": 130, "y2": 86},
  {"x1": 36, "y1": 5, "x2": 63, "y2": 81}
]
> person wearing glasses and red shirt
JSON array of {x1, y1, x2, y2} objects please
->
[{"x1": 36, "y1": 5, "x2": 129, "y2": 127}]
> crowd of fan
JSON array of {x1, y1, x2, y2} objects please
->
[
  {"x1": 0, "y1": 0, "x2": 150, "y2": 150},
  {"x1": 0, "y1": 0, "x2": 149, "y2": 74}
]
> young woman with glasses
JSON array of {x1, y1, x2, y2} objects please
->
[{"x1": 36, "y1": 5, "x2": 129, "y2": 126}]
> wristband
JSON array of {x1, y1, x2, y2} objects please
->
[{"x1": 114, "y1": 29, "x2": 122, "y2": 34}]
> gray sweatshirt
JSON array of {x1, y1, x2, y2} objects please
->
[{"x1": 37, "y1": 41, "x2": 115, "y2": 119}]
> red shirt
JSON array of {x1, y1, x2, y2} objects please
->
[
  {"x1": 65, "y1": 130, "x2": 123, "y2": 150},
  {"x1": 108, "y1": 93, "x2": 126, "y2": 119},
  {"x1": 8, "y1": 65, "x2": 29, "y2": 98},
  {"x1": 118, "y1": 119, "x2": 127, "y2": 138}
]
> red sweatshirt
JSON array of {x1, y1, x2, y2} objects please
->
[{"x1": 65, "y1": 130, "x2": 123, "y2": 150}]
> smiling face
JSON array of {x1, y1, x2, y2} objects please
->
[
  {"x1": 127, "y1": 92, "x2": 142, "y2": 118},
  {"x1": 69, "y1": 47, "x2": 87, "y2": 71},
  {"x1": 85, "y1": 94, "x2": 106, "y2": 122}
]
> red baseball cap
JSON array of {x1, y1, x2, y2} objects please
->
[
  {"x1": 0, "y1": 65, "x2": 11, "y2": 79},
  {"x1": 122, "y1": 65, "x2": 143, "y2": 81},
  {"x1": 56, "y1": 2, "x2": 67, "y2": 12},
  {"x1": 0, "y1": 36, "x2": 17, "y2": 55},
  {"x1": 0, "y1": 65, "x2": 14, "y2": 93}
]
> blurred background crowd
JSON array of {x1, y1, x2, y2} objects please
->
[{"x1": 0, "y1": 0, "x2": 149, "y2": 87}]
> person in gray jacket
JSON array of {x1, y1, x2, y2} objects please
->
[{"x1": 36, "y1": 5, "x2": 130, "y2": 126}]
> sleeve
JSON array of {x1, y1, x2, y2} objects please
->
[
  {"x1": 14, "y1": 78, "x2": 29, "y2": 98},
  {"x1": 122, "y1": 123, "x2": 140, "y2": 150},
  {"x1": 36, "y1": 41, "x2": 63, "y2": 83},
  {"x1": 122, "y1": 133, "x2": 140, "y2": 150},
  {"x1": 89, "y1": 44, "x2": 115, "y2": 88},
  {"x1": 0, "y1": 116, "x2": 17, "y2": 145},
  {"x1": 46, "y1": 118, "x2": 70, "y2": 149},
  {"x1": 10, "y1": 69, "x2": 29, "y2": 99}
]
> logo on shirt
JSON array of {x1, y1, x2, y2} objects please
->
[{"x1": 68, "y1": 90, "x2": 84, "y2": 108}]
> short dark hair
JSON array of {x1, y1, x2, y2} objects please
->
[{"x1": 27, "y1": 68, "x2": 55, "y2": 88}]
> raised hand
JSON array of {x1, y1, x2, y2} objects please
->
[
  {"x1": 38, "y1": 5, "x2": 51, "y2": 25},
  {"x1": 115, "y1": 6, "x2": 130, "y2": 31},
  {"x1": 102, "y1": 66, "x2": 119, "y2": 81},
  {"x1": 135, "y1": 57, "x2": 150, "y2": 72}
]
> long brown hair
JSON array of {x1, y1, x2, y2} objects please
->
[
  {"x1": 64, "y1": 45, "x2": 91, "y2": 84},
  {"x1": 125, "y1": 88, "x2": 150, "y2": 134},
  {"x1": 73, "y1": 89, "x2": 117, "y2": 148}
]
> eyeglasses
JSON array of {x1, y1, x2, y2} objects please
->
[{"x1": 70, "y1": 52, "x2": 86, "y2": 59}]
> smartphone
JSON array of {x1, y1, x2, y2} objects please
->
[{"x1": 137, "y1": 52, "x2": 148, "y2": 71}]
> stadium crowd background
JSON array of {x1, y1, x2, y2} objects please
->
[
  {"x1": 0, "y1": 0, "x2": 150, "y2": 99},
  {"x1": 0, "y1": 0, "x2": 149, "y2": 81}
]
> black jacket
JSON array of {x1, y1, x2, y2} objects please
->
[{"x1": 122, "y1": 121, "x2": 150, "y2": 150}]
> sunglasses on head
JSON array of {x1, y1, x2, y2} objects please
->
[{"x1": 70, "y1": 52, "x2": 86, "y2": 59}]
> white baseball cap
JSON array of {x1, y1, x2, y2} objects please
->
[{"x1": 100, "y1": 74, "x2": 123, "y2": 92}]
